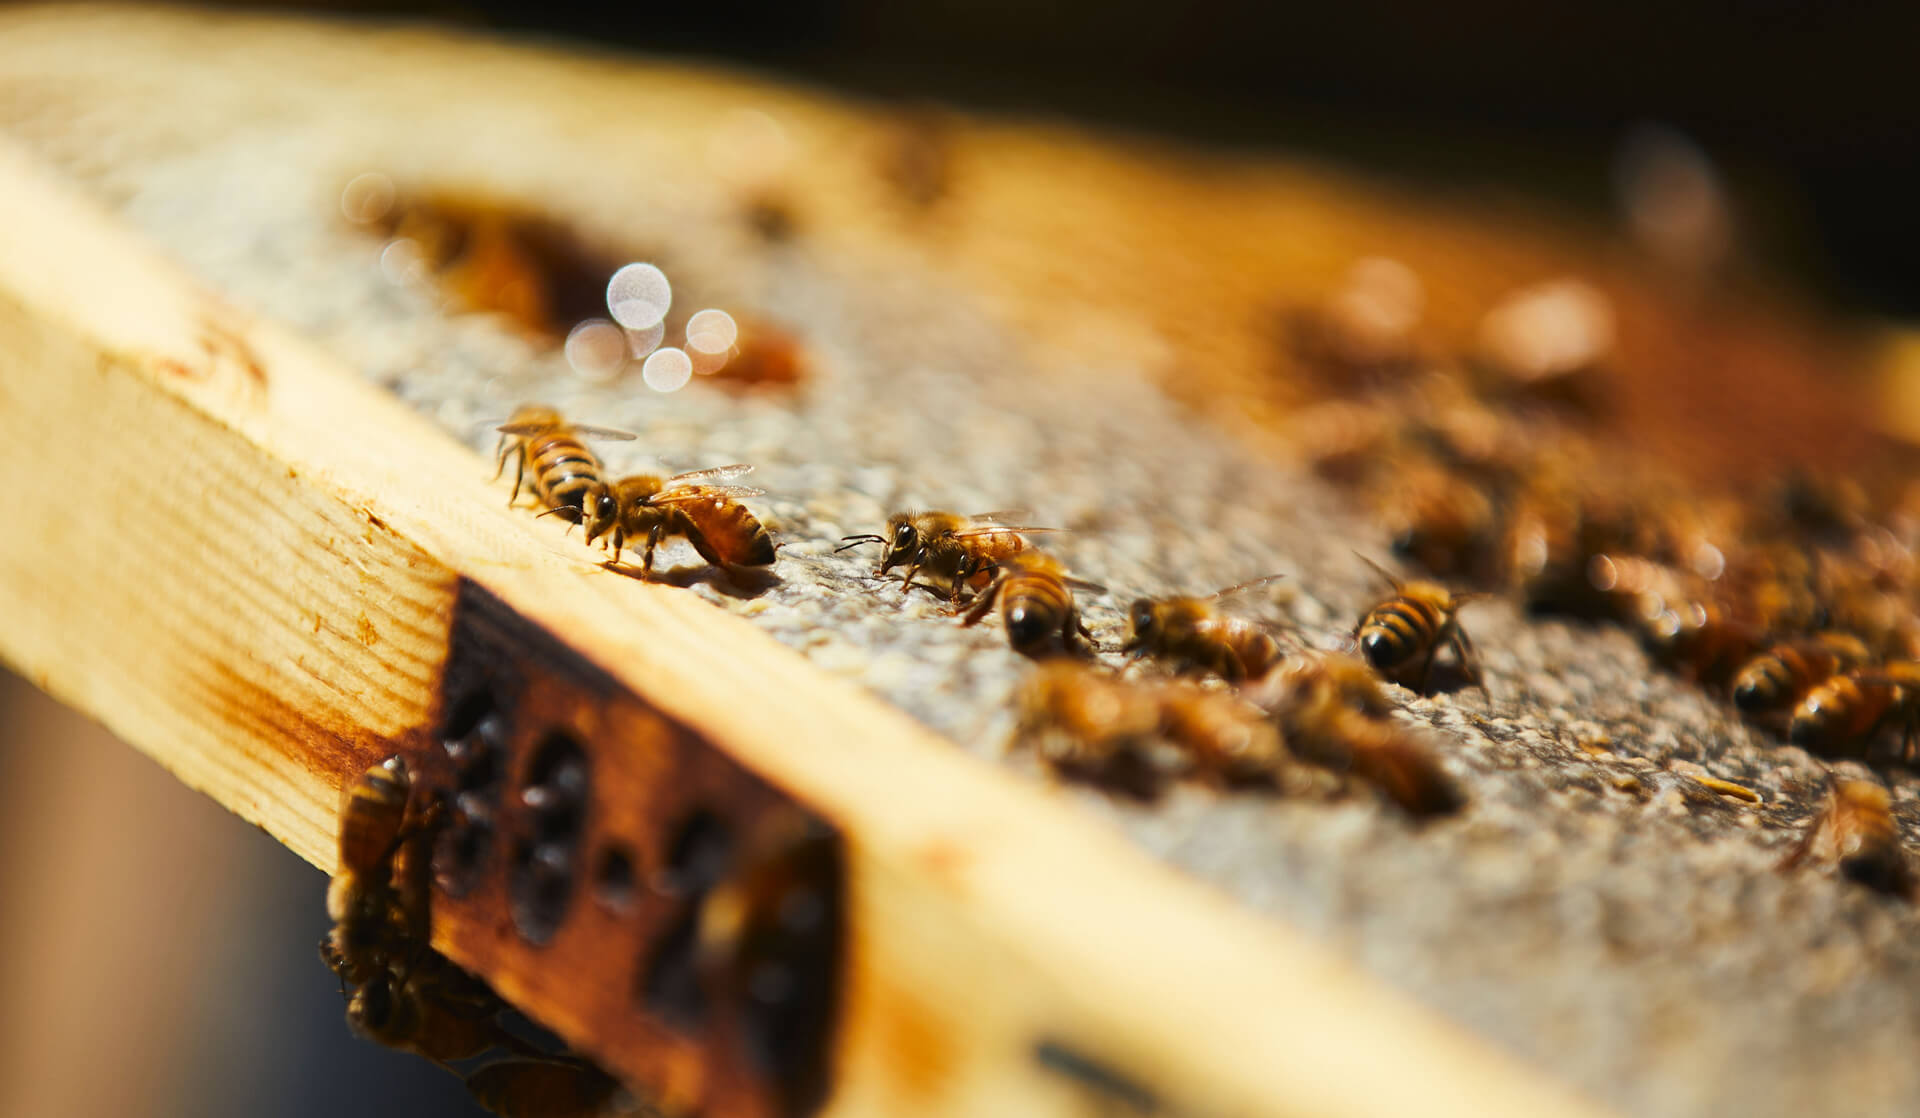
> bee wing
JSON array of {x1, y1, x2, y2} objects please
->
[
  {"x1": 1063, "y1": 576, "x2": 1108, "y2": 595},
  {"x1": 951, "y1": 524, "x2": 1067, "y2": 539},
  {"x1": 649, "y1": 485, "x2": 767, "y2": 504},
  {"x1": 968, "y1": 509, "x2": 1034, "y2": 525},
  {"x1": 493, "y1": 419, "x2": 638, "y2": 441},
  {"x1": 1203, "y1": 573, "x2": 1288, "y2": 602},
  {"x1": 661, "y1": 464, "x2": 755, "y2": 489}
]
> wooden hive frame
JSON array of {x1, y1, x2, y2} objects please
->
[{"x1": 0, "y1": 130, "x2": 1608, "y2": 1116}]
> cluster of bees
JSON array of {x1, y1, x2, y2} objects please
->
[
  {"x1": 1284, "y1": 263, "x2": 1920, "y2": 897},
  {"x1": 494, "y1": 406, "x2": 1486, "y2": 817},
  {"x1": 835, "y1": 515, "x2": 1478, "y2": 816},
  {"x1": 321, "y1": 757, "x2": 647, "y2": 1118}
]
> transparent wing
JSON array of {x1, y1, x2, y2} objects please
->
[
  {"x1": 968, "y1": 509, "x2": 1034, "y2": 525},
  {"x1": 649, "y1": 485, "x2": 767, "y2": 505},
  {"x1": 1203, "y1": 573, "x2": 1288, "y2": 602},
  {"x1": 661, "y1": 464, "x2": 755, "y2": 489},
  {"x1": 493, "y1": 419, "x2": 638, "y2": 441},
  {"x1": 951, "y1": 524, "x2": 1067, "y2": 539}
]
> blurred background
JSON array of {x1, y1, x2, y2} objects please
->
[{"x1": 2, "y1": 2, "x2": 1916, "y2": 1115}]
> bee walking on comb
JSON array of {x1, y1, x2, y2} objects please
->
[
  {"x1": 837, "y1": 510, "x2": 1059, "y2": 602},
  {"x1": 1353, "y1": 553, "x2": 1486, "y2": 696},
  {"x1": 959, "y1": 550, "x2": 1101, "y2": 659},
  {"x1": 1120, "y1": 574, "x2": 1288, "y2": 684}
]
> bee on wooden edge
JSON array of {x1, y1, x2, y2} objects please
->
[
  {"x1": 321, "y1": 755, "x2": 646, "y2": 1118},
  {"x1": 580, "y1": 465, "x2": 775, "y2": 579},
  {"x1": 493, "y1": 405, "x2": 636, "y2": 525}
]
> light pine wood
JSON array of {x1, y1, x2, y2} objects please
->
[{"x1": 0, "y1": 124, "x2": 1608, "y2": 1118}]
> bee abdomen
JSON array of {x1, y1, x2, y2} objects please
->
[
  {"x1": 529, "y1": 436, "x2": 602, "y2": 514},
  {"x1": 1790, "y1": 675, "x2": 1890, "y2": 753},
  {"x1": 1732, "y1": 652, "x2": 1799, "y2": 713},
  {"x1": 1359, "y1": 599, "x2": 1434, "y2": 670}
]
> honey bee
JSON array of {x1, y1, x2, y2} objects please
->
[
  {"x1": 1120, "y1": 575, "x2": 1288, "y2": 684},
  {"x1": 837, "y1": 511, "x2": 1050, "y2": 601},
  {"x1": 1787, "y1": 663, "x2": 1920, "y2": 761},
  {"x1": 959, "y1": 551, "x2": 1099, "y2": 658},
  {"x1": 347, "y1": 954, "x2": 525, "y2": 1066},
  {"x1": 1501, "y1": 478, "x2": 1646, "y2": 618},
  {"x1": 322, "y1": 757, "x2": 433, "y2": 988},
  {"x1": 1731, "y1": 632, "x2": 1873, "y2": 718},
  {"x1": 1256, "y1": 652, "x2": 1463, "y2": 817},
  {"x1": 1639, "y1": 598, "x2": 1767, "y2": 692},
  {"x1": 1353, "y1": 556, "x2": 1484, "y2": 695},
  {"x1": 494, "y1": 406, "x2": 636, "y2": 523},
  {"x1": 465, "y1": 1057, "x2": 646, "y2": 1118},
  {"x1": 1154, "y1": 681, "x2": 1289, "y2": 787},
  {"x1": 693, "y1": 810, "x2": 842, "y2": 1116},
  {"x1": 1013, "y1": 662, "x2": 1283, "y2": 793},
  {"x1": 1780, "y1": 780, "x2": 1914, "y2": 900},
  {"x1": 581, "y1": 466, "x2": 771, "y2": 576},
  {"x1": 1376, "y1": 460, "x2": 1499, "y2": 582},
  {"x1": 1013, "y1": 661, "x2": 1170, "y2": 796}
]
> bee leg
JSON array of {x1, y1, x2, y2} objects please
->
[
  {"x1": 1450, "y1": 624, "x2": 1490, "y2": 698},
  {"x1": 1415, "y1": 643, "x2": 1440, "y2": 695},
  {"x1": 643, "y1": 524, "x2": 664, "y2": 578},
  {"x1": 498, "y1": 444, "x2": 524, "y2": 505},
  {"x1": 958, "y1": 580, "x2": 1001, "y2": 625}
]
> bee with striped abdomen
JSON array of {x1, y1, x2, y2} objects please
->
[
  {"x1": 1120, "y1": 575, "x2": 1288, "y2": 684},
  {"x1": 838, "y1": 511, "x2": 1052, "y2": 601},
  {"x1": 1353, "y1": 555, "x2": 1484, "y2": 695},
  {"x1": 959, "y1": 550, "x2": 1099, "y2": 659},
  {"x1": 494, "y1": 406, "x2": 635, "y2": 524},
  {"x1": 581, "y1": 466, "x2": 771, "y2": 577},
  {"x1": 1788, "y1": 662, "x2": 1920, "y2": 761},
  {"x1": 1732, "y1": 632, "x2": 1873, "y2": 719}
]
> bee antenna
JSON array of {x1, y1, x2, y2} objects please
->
[
  {"x1": 835, "y1": 535, "x2": 885, "y2": 552},
  {"x1": 1352, "y1": 551, "x2": 1403, "y2": 591}
]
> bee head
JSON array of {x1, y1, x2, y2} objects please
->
[
  {"x1": 582, "y1": 483, "x2": 619, "y2": 547},
  {"x1": 1121, "y1": 599, "x2": 1160, "y2": 652},
  {"x1": 880, "y1": 515, "x2": 920, "y2": 573}
]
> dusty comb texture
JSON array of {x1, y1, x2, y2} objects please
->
[{"x1": 1, "y1": 7, "x2": 1916, "y2": 1117}]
